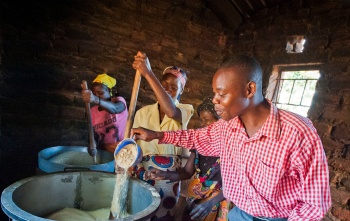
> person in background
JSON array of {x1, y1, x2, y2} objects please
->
[
  {"x1": 81, "y1": 73, "x2": 128, "y2": 153},
  {"x1": 146, "y1": 97, "x2": 232, "y2": 221},
  {"x1": 131, "y1": 55, "x2": 331, "y2": 221},
  {"x1": 131, "y1": 51, "x2": 194, "y2": 221}
]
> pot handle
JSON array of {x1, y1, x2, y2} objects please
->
[{"x1": 64, "y1": 167, "x2": 91, "y2": 172}]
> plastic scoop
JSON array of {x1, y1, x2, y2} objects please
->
[
  {"x1": 110, "y1": 138, "x2": 142, "y2": 219},
  {"x1": 114, "y1": 138, "x2": 142, "y2": 169}
]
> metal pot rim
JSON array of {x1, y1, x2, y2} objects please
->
[{"x1": 1, "y1": 171, "x2": 161, "y2": 221}]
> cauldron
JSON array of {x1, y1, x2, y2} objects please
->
[
  {"x1": 1, "y1": 171, "x2": 160, "y2": 220},
  {"x1": 38, "y1": 146, "x2": 114, "y2": 173}
]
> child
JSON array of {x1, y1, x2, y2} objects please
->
[{"x1": 81, "y1": 73, "x2": 128, "y2": 153}]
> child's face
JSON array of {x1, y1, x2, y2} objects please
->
[
  {"x1": 199, "y1": 110, "x2": 218, "y2": 127},
  {"x1": 92, "y1": 84, "x2": 110, "y2": 100},
  {"x1": 161, "y1": 73, "x2": 183, "y2": 101}
]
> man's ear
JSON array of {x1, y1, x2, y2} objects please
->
[{"x1": 246, "y1": 81, "x2": 256, "y2": 98}]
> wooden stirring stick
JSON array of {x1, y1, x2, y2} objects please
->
[
  {"x1": 82, "y1": 80, "x2": 97, "y2": 164},
  {"x1": 123, "y1": 70, "x2": 142, "y2": 139}
]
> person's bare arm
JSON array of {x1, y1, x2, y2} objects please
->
[
  {"x1": 98, "y1": 99, "x2": 125, "y2": 114},
  {"x1": 178, "y1": 152, "x2": 196, "y2": 179},
  {"x1": 131, "y1": 127, "x2": 164, "y2": 142},
  {"x1": 146, "y1": 152, "x2": 196, "y2": 181},
  {"x1": 132, "y1": 51, "x2": 182, "y2": 122},
  {"x1": 190, "y1": 191, "x2": 225, "y2": 220},
  {"x1": 81, "y1": 89, "x2": 125, "y2": 114}
]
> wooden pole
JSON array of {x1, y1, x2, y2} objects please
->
[
  {"x1": 123, "y1": 70, "x2": 141, "y2": 139},
  {"x1": 82, "y1": 80, "x2": 97, "y2": 164}
]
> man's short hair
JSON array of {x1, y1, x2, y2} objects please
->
[{"x1": 220, "y1": 55, "x2": 262, "y2": 84}]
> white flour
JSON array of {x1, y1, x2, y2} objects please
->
[
  {"x1": 110, "y1": 143, "x2": 138, "y2": 219},
  {"x1": 115, "y1": 144, "x2": 137, "y2": 168},
  {"x1": 46, "y1": 207, "x2": 111, "y2": 221}
]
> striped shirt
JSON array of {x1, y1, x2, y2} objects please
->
[{"x1": 160, "y1": 103, "x2": 331, "y2": 220}]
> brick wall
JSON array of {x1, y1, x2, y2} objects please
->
[
  {"x1": 0, "y1": 0, "x2": 225, "y2": 219},
  {"x1": 1, "y1": 0, "x2": 349, "y2": 220},
  {"x1": 223, "y1": 1, "x2": 350, "y2": 220}
]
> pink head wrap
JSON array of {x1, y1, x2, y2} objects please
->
[{"x1": 162, "y1": 66, "x2": 187, "y2": 87}]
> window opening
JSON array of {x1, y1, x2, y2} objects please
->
[
  {"x1": 269, "y1": 70, "x2": 320, "y2": 117},
  {"x1": 286, "y1": 35, "x2": 306, "y2": 53}
]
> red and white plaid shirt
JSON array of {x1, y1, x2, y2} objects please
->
[{"x1": 160, "y1": 103, "x2": 331, "y2": 220}]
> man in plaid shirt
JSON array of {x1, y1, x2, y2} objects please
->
[{"x1": 132, "y1": 55, "x2": 331, "y2": 221}]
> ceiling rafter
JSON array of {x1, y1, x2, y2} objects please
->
[
  {"x1": 204, "y1": 0, "x2": 291, "y2": 31},
  {"x1": 259, "y1": 0, "x2": 267, "y2": 7},
  {"x1": 229, "y1": 0, "x2": 250, "y2": 18},
  {"x1": 244, "y1": 0, "x2": 255, "y2": 10}
]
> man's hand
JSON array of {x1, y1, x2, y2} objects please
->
[{"x1": 131, "y1": 127, "x2": 164, "y2": 142}]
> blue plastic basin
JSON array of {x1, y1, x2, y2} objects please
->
[{"x1": 38, "y1": 146, "x2": 114, "y2": 173}]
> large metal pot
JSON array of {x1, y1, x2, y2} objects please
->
[
  {"x1": 1, "y1": 171, "x2": 160, "y2": 221},
  {"x1": 38, "y1": 146, "x2": 114, "y2": 173}
]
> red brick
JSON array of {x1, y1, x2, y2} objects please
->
[
  {"x1": 331, "y1": 158, "x2": 350, "y2": 174},
  {"x1": 139, "y1": 4, "x2": 158, "y2": 17},
  {"x1": 178, "y1": 40, "x2": 197, "y2": 57},
  {"x1": 143, "y1": 42, "x2": 162, "y2": 54},
  {"x1": 131, "y1": 30, "x2": 146, "y2": 42},
  {"x1": 78, "y1": 42, "x2": 105, "y2": 57},
  {"x1": 187, "y1": 22, "x2": 202, "y2": 35},
  {"x1": 161, "y1": 37, "x2": 179, "y2": 49},
  {"x1": 116, "y1": 0, "x2": 138, "y2": 11},
  {"x1": 331, "y1": 123, "x2": 350, "y2": 143},
  {"x1": 322, "y1": 107, "x2": 350, "y2": 125},
  {"x1": 138, "y1": 16, "x2": 164, "y2": 33},
  {"x1": 340, "y1": 177, "x2": 350, "y2": 192},
  {"x1": 343, "y1": 93, "x2": 350, "y2": 108},
  {"x1": 331, "y1": 186, "x2": 350, "y2": 205},
  {"x1": 313, "y1": 121, "x2": 332, "y2": 138},
  {"x1": 108, "y1": 20, "x2": 134, "y2": 37},
  {"x1": 331, "y1": 206, "x2": 350, "y2": 221},
  {"x1": 151, "y1": 0, "x2": 174, "y2": 11},
  {"x1": 321, "y1": 137, "x2": 344, "y2": 159}
]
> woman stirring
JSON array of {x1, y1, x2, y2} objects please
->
[
  {"x1": 131, "y1": 51, "x2": 194, "y2": 220},
  {"x1": 81, "y1": 73, "x2": 128, "y2": 153}
]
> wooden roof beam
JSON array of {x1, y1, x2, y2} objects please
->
[
  {"x1": 229, "y1": 0, "x2": 250, "y2": 18},
  {"x1": 259, "y1": 0, "x2": 267, "y2": 7}
]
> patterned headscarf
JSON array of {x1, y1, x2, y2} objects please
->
[
  {"x1": 197, "y1": 97, "x2": 220, "y2": 119},
  {"x1": 162, "y1": 66, "x2": 187, "y2": 88}
]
